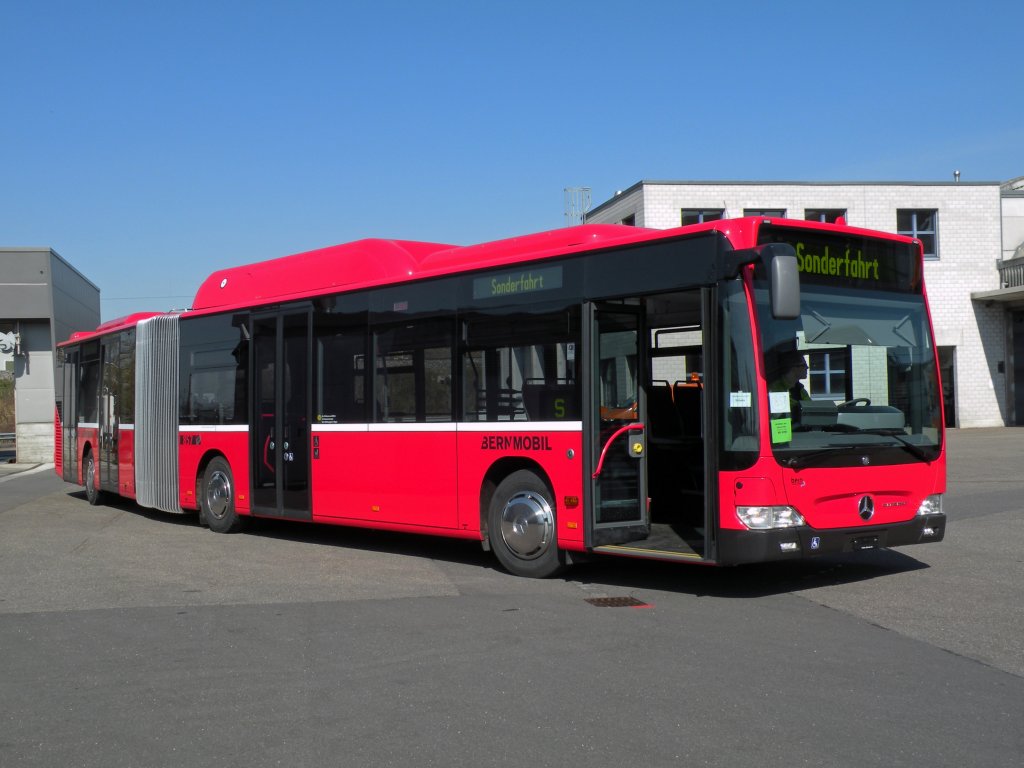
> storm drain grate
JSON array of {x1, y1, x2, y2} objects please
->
[{"x1": 584, "y1": 596, "x2": 651, "y2": 608}]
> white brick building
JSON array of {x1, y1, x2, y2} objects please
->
[{"x1": 587, "y1": 179, "x2": 1024, "y2": 428}]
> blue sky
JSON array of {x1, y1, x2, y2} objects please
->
[{"x1": 3, "y1": 0, "x2": 1022, "y2": 322}]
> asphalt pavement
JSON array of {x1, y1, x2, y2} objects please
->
[{"x1": 0, "y1": 430, "x2": 1021, "y2": 768}]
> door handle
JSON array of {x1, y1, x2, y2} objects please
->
[{"x1": 592, "y1": 423, "x2": 646, "y2": 479}]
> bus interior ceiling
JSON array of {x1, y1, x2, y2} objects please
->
[{"x1": 642, "y1": 290, "x2": 707, "y2": 557}]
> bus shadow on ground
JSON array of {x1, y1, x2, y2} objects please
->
[
  {"x1": 568, "y1": 548, "x2": 929, "y2": 598},
  {"x1": 246, "y1": 514, "x2": 496, "y2": 568},
  {"x1": 81, "y1": 491, "x2": 498, "y2": 568},
  {"x1": 67, "y1": 490, "x2": 208, "y2": 528},
  {"x1": 73, "y1": 490, "x2": 931, "y2": 598}
]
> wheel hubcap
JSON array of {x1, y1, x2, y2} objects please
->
[
  {"x1": 206, "y1": 470, "x2": 232, "y2": 520},
  {"x1": 499, "y1": 491, "x2": 553, "y2": 560}
]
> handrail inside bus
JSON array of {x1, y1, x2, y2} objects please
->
[{"x1": 592, "y1": 423, "x2": 645, "y2": 479}]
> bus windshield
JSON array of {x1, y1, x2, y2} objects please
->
[{"x1": 753, "y1": 281, "x2": 942, "y2": 468}]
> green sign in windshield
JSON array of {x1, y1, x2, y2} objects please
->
[
  {"x1": 795, "y1": 241, "x2": 879, "y2": 281},
  {"x1": 758, "y1": 226, "x2": 921, "y2": 293}
]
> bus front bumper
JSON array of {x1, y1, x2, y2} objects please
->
[{"x1": 716, "y1": 513, "x2": 946, "y2": 566}]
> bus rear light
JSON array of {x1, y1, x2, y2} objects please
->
[
  {"x1": 735, "y1": 505, "x2": 806, "y2": 530},
  {"x1": 564, "y1": 496, "x2": 579, "y2": 509},
  {"x1": 916, "y1": 494, "x2": 943, "y2": 516}
]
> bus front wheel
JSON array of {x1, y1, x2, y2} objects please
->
[
  {"x1": 488, "y1": 470, "x2": 566, "y2": 578},
  {"x1": 201, "y1": 457, "x2": 245, "y2": 534}
]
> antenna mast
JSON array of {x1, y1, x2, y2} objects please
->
[{"x1": 563, "y1": 187, "x2": 591, "y2": 226}]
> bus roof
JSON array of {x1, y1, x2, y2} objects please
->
[{"x1": 189, "y1": 224, "x2": 662, "y2": 314}]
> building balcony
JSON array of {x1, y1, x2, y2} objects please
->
[{"x1": 972, "y1": 252, "x2": 1024, "y2": 308}]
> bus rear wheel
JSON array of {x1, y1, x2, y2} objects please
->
[
  {"x1": 201, "y1": 457, "x2": 245, "y2": 533},
  {"x1": 84, "y1": 450, "x2": 104, "y2": 506},
  {"x1": 488, "y1": 470, "x2": 566, "y2": 578}
]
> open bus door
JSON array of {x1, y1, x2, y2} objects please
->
[
  {"x1": 251, "y1": 308, "x2": 313, "y2": 521},
  {"x1": 584, "y1": 302, "x2": 650, "y2": 547},
  {"x1": 586, "y1": 289, "x2": 714, "y2": 562}
]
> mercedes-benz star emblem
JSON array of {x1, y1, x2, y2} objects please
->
[{"x1": 858, "y1": 495, "x2": 875, "y2": 521}]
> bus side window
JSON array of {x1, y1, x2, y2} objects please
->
[
  {"x1": 461, "y1": 308, "x2": 579, "y2": 423},
  {"x1": 373, "y1": 320, "x2": 453, "y2": 423},
  {"x1": 314, "y1": 310, "x2": 367, "y2": 424},
  {"x1": 523, "y1": 381, "x2": 578, "y2": 421}
]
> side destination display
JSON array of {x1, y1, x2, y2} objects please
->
[{"x1": 473, "y1": 266, "x2": 563, "y2": 300}]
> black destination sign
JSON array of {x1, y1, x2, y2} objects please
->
[{"x1": 758, "y1": 226, "x2": 921, "y2": 293}]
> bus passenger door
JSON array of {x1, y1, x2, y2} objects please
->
[
  {"x1": 585, "y1": 303, "x2": 650, "y2": 547},
  {"x1": 251, "y1": 309, "x2": 313, "y2": 521},
  {"x1": 99, "y1": 336, "x2": 120, "y2": 493},
  {"x1": 61, "y1": 349, "x2": 79, "y2": 483}
]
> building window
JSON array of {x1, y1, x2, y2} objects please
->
[
  {"x1": 805, "y1": 208, "x2": 847, "y2": 223},
  {"x1": 621, "y1": 214, "x2": 636, "y2": 226},
  {"x1": 681, "y1": 209, "x2": 724, "y2": 225},
  {"x1": 744, "y1": 208, "x2": 786, "y2": 218},
  {"x1": 897, "y1": 209, "x2": 938, "y2": 260},
  {"x1": 808, "y1": 349, "x2": 848, "y2": 401}
]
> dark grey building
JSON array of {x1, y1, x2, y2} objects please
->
[{"x1": 1, "y1": 248, "x2": 99, "y2": 463}]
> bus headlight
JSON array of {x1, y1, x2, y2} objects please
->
[
  {"x1": 916, "y1": 494, "x2": 943, "y2": 516},
  {"x1": 736, "y1": 505, "x2": 806, "y2": 530}
]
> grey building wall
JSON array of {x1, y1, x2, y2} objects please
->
[
  {"x1": 49, "y1": 250, "x2": 104, "y2": 349},
  {"x1": 0, "y1": 248, "x2": 99, "y2": 463}
]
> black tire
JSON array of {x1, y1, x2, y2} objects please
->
[
  {"x1": 488, "y1": 470, "x2": 566, "y2": 578},
  {"x1": 84, "y1": 450, "x2": 104, "y2": 506},
  {"x1": 201, "y1": 457, "x2": 246, "y2": 533}
]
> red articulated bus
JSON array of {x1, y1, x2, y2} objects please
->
[{"x1": 55, "y1": 217, "x2": 946, "y2": 577}]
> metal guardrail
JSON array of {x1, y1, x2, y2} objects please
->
[{"x1": 998, "y1": 255, "x2": 1024, "y2": 288}]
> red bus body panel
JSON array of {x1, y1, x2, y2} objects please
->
[
  {"x1": 177, "y1": 429, "x2": 251, "y2": 514},
  {"x1": 53, "y1": 407, "x2": 63, "y2": 476},
  {"x1": 76, "y1": 426, "x2": 98, "y2": 487},
  {"x1": 308, "y1": 425, "x2": 585, "y2": 546},
  {"x1": 721, "y1": 453, "x2": 945, "y2": 531},
  {"x1": 452, "y1": 426, "x2": 585, "y2": 549},
  {"x1": 118, "y1": 426, "x2": 136, "y2": 499},
  {"x1": 311, "y1": 428, "x2": 459, "y2": 528}
]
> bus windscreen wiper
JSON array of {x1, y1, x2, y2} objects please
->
[
  {"x1": 781, "y1": 431, "x2": 932, "y2": 468},
  {"x1": 856, "y1": 428, "x2": 932, "y2": 461},
  {"x1": 780, "y1": 443, "x2": 888, "y2": 469}
]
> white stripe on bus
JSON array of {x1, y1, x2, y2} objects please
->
[
  {"x1": 177, "y1": 425, "x2": 250, "y2": 433},
  {"x1": 311, "y1": 421, "x2": 583, "y2": 433}
]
